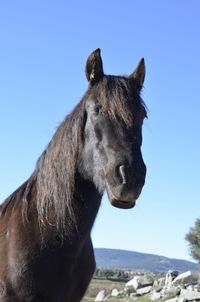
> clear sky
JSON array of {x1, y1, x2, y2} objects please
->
[{"x1": 0, "y1": 0, "x2": 200, "y2": 261}]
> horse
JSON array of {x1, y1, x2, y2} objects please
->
[{"x1": 0, "y1": 48, "x2": 147, "y2": 302}]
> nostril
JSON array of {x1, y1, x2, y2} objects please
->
[{"x1": 119, "y1": 165, "x2": 127, "y2": 184}]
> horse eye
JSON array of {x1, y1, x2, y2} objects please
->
[{"x1": 93, "y1": 106, "x2": 100, "y2": 114}]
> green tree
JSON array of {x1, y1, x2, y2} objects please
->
[{"x1": 185, "y1": 218, "x2": 200, "y2": 263}]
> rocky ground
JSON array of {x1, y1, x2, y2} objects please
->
[{"x1": 85, "y1": 270, "x2": 200, "y2": 302}]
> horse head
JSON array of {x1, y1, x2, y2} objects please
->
[{"x1": 79, "y1": 49, "x2": 147, "y2": 209}]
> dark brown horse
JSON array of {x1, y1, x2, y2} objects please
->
[{"x1": 0, "y1": 49, "x2": 147, "y2": 302}]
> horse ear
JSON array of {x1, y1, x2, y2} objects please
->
[
  {"x1": 85, "y1": 48, "x2": 104, "y2": 86},
  {"x1": 130, "y1": 58, "x2": 145, "y2": 91}
]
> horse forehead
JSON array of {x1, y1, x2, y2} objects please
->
[{"x1": 85, "y1": 98, "x2": 96, "y2": 109}]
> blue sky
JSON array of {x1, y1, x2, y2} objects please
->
[{"x1": 0, "y1": 1, "x2": 200, "y2": 261}]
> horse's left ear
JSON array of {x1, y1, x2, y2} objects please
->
[
  {"x1": 85, "y1": 48, "x2": 104, "y2": 86},
  {"x1": 130, "y1": 58, "x2": 145, "y2": 91}
]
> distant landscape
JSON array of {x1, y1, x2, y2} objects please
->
[{"x1": 94, "y1": 248, "x2": 198, "y2": 272}]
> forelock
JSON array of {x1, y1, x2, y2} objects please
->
[{"x1": 88, "y1": 75, "x2": 146, "y2": 127}]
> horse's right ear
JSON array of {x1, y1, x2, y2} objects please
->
[{"x1": 85, "y1": 48, "x2": 104, "y2": 86}]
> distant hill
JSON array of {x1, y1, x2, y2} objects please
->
[{"x1": 94, "y1": 248, "x2": 198, "y2": 272}]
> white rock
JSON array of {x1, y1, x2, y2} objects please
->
[
  {"x1": 173, "y1": 271, "x2": 192, "y2": 286},
  {"x1": 111, "y1": 288, "x2": 120, "y2": 297},
  {"x1": 165, "y1": 270, "x2": 179, "y2": 287},
  {"x1": 180, "y1": 288, "x2": 200, "y2": 301},
  {"x1": 161, "y1": 286, "x2": 181, "y2": 300},
  {"x1": 186, "y1": 285, "x2": 194, "y2": 291},
  {"x1": 165, "y1": 298, "x2": 186, "y2": 302},
  {"x1": 149, "y1": 291, "x2": 162, "y2": 301},
  {"x1": 165, "y1": 298, "x2": 179, "y2": 302},
  {"x1": 136, "y1": 285, "x2": 152, "y2": 295},
  {"x1": 125, "y1": 274, "x2": 154, "y2": 290},
  {"x1": 153, "y1": 277, "x2": 165, "y2": 292},
  {"x1": 95, "y1": 290, "x2": 106, "y2": 302}
]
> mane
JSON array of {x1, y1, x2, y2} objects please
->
[
  {"x1": 32, "y1": 99, "x2": 86, "y2": 237},
  {"x1": 0, "y1": 75, "x2": 147, "y2": 238}
]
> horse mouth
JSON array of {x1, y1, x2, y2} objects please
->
[{"x1": 106, "y1": 183, "x2": 137, "y2": 209}]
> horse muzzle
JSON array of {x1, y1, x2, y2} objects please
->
[{"x1": 104, "y1": 162, "x2": 146, "y2": 209}]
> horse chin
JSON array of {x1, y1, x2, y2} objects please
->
[
  {"x1": 110, "y1": 199, "x2": 136, "y2": 209},
  {"x1": 106, "y1": 184, "x2": 137, "y2": 209}
]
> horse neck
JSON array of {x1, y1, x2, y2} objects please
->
[
  {"x1": 34, "y1": 158, "x2": 102, "y2": 242},
  {"x1": 72, "y1": 173, "x2": 102, "y2": 235}
]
